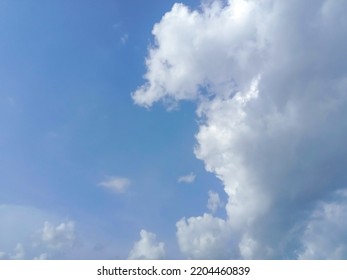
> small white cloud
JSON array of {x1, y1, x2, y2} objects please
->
[
  {"x1": 99, "y1": 176, "x2": 131, "y2": 193},
  {"x1": 128, "y1": 230, "x2": 165, "y2": 260},
  {"x1": 207, "y1": 191, "x2": 223, "y2": 214},
  {"x1": 41, "y1": 221, "x2": 75, "y2": 250},
  {"x1": 178, "y1": 172, "x2": 196, "y2": 184}
]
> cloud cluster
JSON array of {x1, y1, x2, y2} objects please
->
[
  {"x1": 128, "y1": 230, "x2": 165, "y2": 260},
  {"x1": 0, "y1": 204, "x2": 80, "y2": 259},
  {"x1": 133, "y1": 0, "x2": 347, "y2": 259}
]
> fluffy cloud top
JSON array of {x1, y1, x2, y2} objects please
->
[
  {"x1": 99, "y1": 176, "x2": 131, "y2": 193},
  {"x1": 133, "y1": 0, "x2": 347, "y2": 259},
  {"x1": 0, "y1": 204, "x2": 79, "y2": 259},
  {"x1": 178, "y1": 172, "x2": 196, "y2": 184},
  {"x1": 41, "y1": 221, "x2": 75, "y2": 250},
  {"x1": 176, "y1": 214, "x2": 232, "y2": 259},
  {"x1": 128, "y1": 230, "x2": 165, "y2": 260}
]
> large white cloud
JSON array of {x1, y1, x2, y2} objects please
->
[
  {"x1": 133, "y1": 0, "x2": 347, "y2": 259},
  {"x1": 128, "y1": 230, "x2": 165, "y2": 260}
]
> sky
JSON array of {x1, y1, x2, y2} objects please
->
[{"x1": 1, "y1": 0, "x2": 347, "y2": 260}]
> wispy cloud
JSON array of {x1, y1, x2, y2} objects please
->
[
  {"x1": 207, "y1": 191, "x2": 223, "y2": 214},
  {"x1": 99, "y1": 176, "x2": 131, "y2": 193},
  {"x1": 177, "y1": 172, "x2": 196, "y2": 184},
  {"x1": 120, "y1": 34, "x2": 128, "y2": 45}
]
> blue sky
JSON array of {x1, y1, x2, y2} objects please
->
[
  {"x1": 0, "y1": 0, "x2": 222, "y2": 259},
  {"x1": 1, "y1": 0, "x2": 347, "y2": 260}
]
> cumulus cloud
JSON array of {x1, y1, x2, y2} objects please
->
[
  {"x1": 99, "y1": 176, "x2": 131, "y2": 193},
  {"x1": 178, "y1": 172, "x2": 196, "y2": 184},
  {"x1": 128, "y1": 230, "x2": 165, "y2": 260},
  {"x1": 41, "y1": 221, "x2": 75, "y2": 250},
  {"x1": 176, "y1": 214, "x2": 232, "y2": 259},
  {"x1": 0, "y1": 204, "x2": 120, "y2": 259},
  {"x1": 133, "y1": 0, "x2": 347, "y2": 259}
]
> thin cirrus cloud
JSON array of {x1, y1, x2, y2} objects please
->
[
  {"x1": 99, "y1": 176, "x2": 131, "y2": 193},
  {"x1": 133, "y1": 0, "x2": 347, "y2": 259}
]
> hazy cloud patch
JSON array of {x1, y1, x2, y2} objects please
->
[
  {"x1": 99, "y1": 176, "x2": 131, "y2": 193},
  {"x1": 178, "y1": 172, "x2": 196, "y2": 184}
]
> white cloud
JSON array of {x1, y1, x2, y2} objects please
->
[
  {"x1": 132, "y1": 0, "x2": 262, "y2": 108},
  {"x1": 0, "y1": 204, "x2": 121, "y2": 259},
  {"x1": 207, "y1": 190, "x2": 223, "y2": 214},
  {"x1": 41, "y1": 221, "x2": 75, "y2": 250},
  {"x1": 133, "y1": 0, "x2": 347, "y2": 259},
  {"x1": 176, "y1": 213, "x2": 232, "y2": 259},
  {"x1": 178, "y1": 172, "x2": 196, "y2": 184},
  {"x1": 128, "y1": 230, "x2": 165, "y2": 260},
  {"x1": 99, "y1": 176, "x2": 131, "y2": 193}
]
